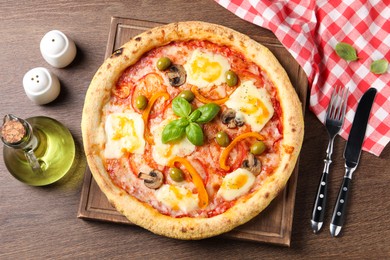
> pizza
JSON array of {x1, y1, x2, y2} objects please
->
[{"x1": 81, "y1": 21, "x2": 304, "y2": 239}]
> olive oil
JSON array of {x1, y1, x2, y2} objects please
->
[{"x1": 2, "y1": 116, "x2": 75, "y2": 186}]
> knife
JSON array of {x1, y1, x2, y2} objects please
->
[{"x1": 330, "y1": 88, "x2": 377, "y2": 237}]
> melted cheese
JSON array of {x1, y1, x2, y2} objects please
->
[
  {"x1": 225, "y1": 81, "x2": 274, "y2": 132},
  {"x1": 184, "y1": 49, "x2": 230, "y2": 89},
  {"x1": 217, "y1": 168, "x2": 255, "y2": 201},
  {"x1": 155, "y1": 184, "x2": 199, "y2": 212},
  {"x1": 151, "y1": 118, "x2": 195, "y2": 166},
  {"x1": 104, "y1": 112, "x2": 145, "y2": 158}
]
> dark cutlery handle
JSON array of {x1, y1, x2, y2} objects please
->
[
  {"x1": 312, "y1": 170, "x2": 328, "y2": 225},
  {"x1": 330, "y1": 177, "x2": 352, "y2": 236}
]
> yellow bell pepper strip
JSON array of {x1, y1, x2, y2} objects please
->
[
  {"x1": 219, "y1": 132, "x2": 265, "y2": 171},
  {"x1": 191, "y1": 86, "x2": 229, "y2": 105},
  {"x1": 168, "y1": 156, "x2": 208, "y2": 208},
  {"x1": 142, "y1": 92, "x2": 170, "y2": 144}
]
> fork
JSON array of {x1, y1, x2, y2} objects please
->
[{"x1": 311, "y1": 86, "x2": 348, "y2": 233}]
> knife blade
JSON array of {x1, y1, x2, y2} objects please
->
[{"x1": 330, "y1": 88, "x2": 377, "y2": 237}]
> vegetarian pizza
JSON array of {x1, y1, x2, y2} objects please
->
[{"x1": 82, "y1": 21, "x2": 303, "y2": 239}]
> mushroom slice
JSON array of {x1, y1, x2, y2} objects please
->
[
  {"x1": 167, "y1": 64, "x2": 186, "y2": 87},
  {"x1": 138, "y1": 170, "x2": 164, "y2": 189},
  {"x1": 221, "y1": 108, "x2": 236, "y2": 126},
  {"x1": 241, "y1": 154, "x2": 262, "y2": 176},
  {"x1": 221, "y1": 108, "x2": 245, "y2": 128},
  {"x1": 234, "y1": 112, "x2": 245, "y2": 127}
]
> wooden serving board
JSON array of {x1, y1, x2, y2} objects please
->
[{"x1": 78, "y1": 17, "x2": 308, "y2": 246}]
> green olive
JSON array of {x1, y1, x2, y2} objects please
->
[
  {"x1": 169, "y1": 167, "x2": 184, "y2": 182},
  {"x1": 225, "y1": 70, "x2": 238, "y2": 87},
  {"x1": 215, "y1": 131, "x2": 230, "y2": 147},
  {"x1": 135, "y1": 95, "x2": 148, "y2": 110},
  {"x1": 250, "y1": 141, "x2": 266, "y2": 155},
  {"x1": 156, "y1": 57, "x2": 172, "y2": 71},
  {"x1": 179, "y1": 90, "x2": 195, "y2": 102}
]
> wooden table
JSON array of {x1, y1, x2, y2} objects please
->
[{"x1": 0, "y1": 1, "x2": 389, "y2": 258}]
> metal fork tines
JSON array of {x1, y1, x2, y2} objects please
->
[{"x1": 311, "y1": 86, "x2": 349, "y2": 233}]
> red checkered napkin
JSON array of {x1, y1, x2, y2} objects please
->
[{"x1": 216, "y1": 0, "x2": 390, "y2": 156}]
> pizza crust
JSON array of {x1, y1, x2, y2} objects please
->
[{"x1": 82, "y1": 21, "x2": 304, "y2": 239}]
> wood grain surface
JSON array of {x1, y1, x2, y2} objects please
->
[{"x1": 0, "y1": 1, "x2": 389, "y2": 259}]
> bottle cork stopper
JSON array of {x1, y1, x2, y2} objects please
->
[{"x1": 1, "y1": 119, "x2": 26, "y2": 144}]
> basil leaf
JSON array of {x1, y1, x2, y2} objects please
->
[
  {"x1": 188, "y1": 110, "x2": 201, "y2": 122},
  {"x1": 370, "y1": 59, "x2": 388, "y2": 74},
  {"x1": 185, "y1": 122, "x2": 204, "y2": 146},
  {"x1": 195, "y1": 103, "x2": 221, "y2": 124},
  {"x1": 172, "y1": 97, "x2": 192, "y2": 118},
  {"x1": 161, "y1": 119, "x2": 187, "y2": 144},
  {"x1": 173, "y1": 117, "x2": 190, "y2": 127},
  {"x1": 335, "y1": 42, "x2": 358, "y2": 61}
]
